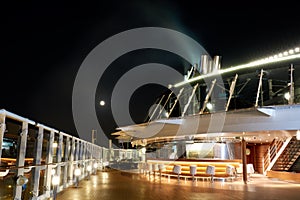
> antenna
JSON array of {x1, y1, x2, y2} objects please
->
[
  {"x1": 288, "y1": 64, "x2": 294, "y2": 105},
  {"x1": 92, "y1": 129, "x2": 97, "y2": 144}
]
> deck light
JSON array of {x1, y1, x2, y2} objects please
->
[
  {"x1": 53, "y1": 142, "x2": 58, "y2": 148},
  {"x1": 74, "y1": 168, "x2": 81, "y2": 176},
  {"x1": 52, "y1": 175, "x2": 60, "y2": 186},
  {"x1": 87, "y1": 165, "x2": 92, "y2": 172},
  {"x1": 52, "y1": 175, "x2": 60, "y2": 200},
  {"x1": 206, "y1": 102, "x2": 213, "y2": 110},
  {"x1": 99, "y1": 100, "x2": 105, "y2": 106},
  {"x1": 284, "y1": 92, "x2": 290, "y2": 100},
  {"x1": 74, "y1": 167, "x2": 81, "y2": 187},
  {"x1": 93, "y1": 163, "x2": 98, "y2": 169},
  {"x1": 93, "y1": 162, "x2": 98, "y2": 175},
  {"x1": 16, "y1": 175, "x2": 28, "y2": 186}
]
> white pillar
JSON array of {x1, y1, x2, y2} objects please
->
[
  {"x1": 44, "y1": 130, "x2": 54, "y2": 198},
  {"x1": 55, "y1": 133, "x2": 63, "y2": 192},
  {"x1": 13, "y1": 121, "x2": 28, "y2": 200},
  {"x1": 63, "y1": 136, "x2": 70, "y2": 188},
  {"x1": 68, "y1": 137, "x2": 76, "y2": 185},
  {"x1": 0, "y1": 115, "x2": 6, "y2": 165},
  {"x1": 31, "y1": 126, "x2": 44, "y2": 199}
]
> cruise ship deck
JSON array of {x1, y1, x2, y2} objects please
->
[{"x1": 2, "y1": 50, "x2": 300, "y2": 200}]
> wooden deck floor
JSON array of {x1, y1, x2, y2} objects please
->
[{"x1": 56, "y1": 169, "x2": 300, "y2": 200}]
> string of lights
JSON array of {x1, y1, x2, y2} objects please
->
[{"x1": 174, "y1": 47, "x2": 300, "y2": 88}]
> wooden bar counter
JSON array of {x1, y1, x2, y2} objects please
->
[{"x1": 146, "y1": 159, "x2": 242, "y2": 178}]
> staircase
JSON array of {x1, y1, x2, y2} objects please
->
[
  {"x1": 272, "y1": 136, "x2": 300, "y2": 171},
  {"x1": 263, "y1": 137, "x2": 292, "y2": 174},
  {"x1": 289, "y1": 156, "x2": 300, "y2": 172}
]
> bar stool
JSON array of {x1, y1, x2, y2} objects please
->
[
  {"x1": 247, "y1": 164, "x2": 254, "y2": 181},
  {"x1": 173, "y1": 165, "x2": 181, "y2": 181},
  {"x1": 138, "y1": 162, "x2": 143, "y2": 174},
  {"x1": 158, "y1": 164, "x2": 165, "y2": 178},
  {"x1": 235, "y1": 164, "x2": 243, "y2": 177},
  {"x1": 226, "y1": 165, "x2": 235, "y2": 181},
  {"x1": 206, "y1": 165, "x2": 215, "y2": 183},
  {"x1": 142, "y1": 163, "x2": 148, "y2": 175},
  {"x1": 190, "y1": 165, "x2": 197, "y2": 182},
  {"x1": 152, "y1": 163, "x2": 159, "y2": 177},
  {"x1": 147, "y1": 163, "x2": 153, "y2": 177}
]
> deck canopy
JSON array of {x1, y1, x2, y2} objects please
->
[{"x1": 112, "y1": 105, "x2": 300, "y2": 146}]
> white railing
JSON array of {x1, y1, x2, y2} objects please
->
[{"x1": 0, "y1": 109, "x2": 141, "y2": 200}]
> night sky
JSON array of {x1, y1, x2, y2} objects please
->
[{"x1": 1, "y1": 1, "x2": 300, "y2": 143}]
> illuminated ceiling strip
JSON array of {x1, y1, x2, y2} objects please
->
[{"x1": 174, "y1": 49, "x2": 300, "y2": 88}]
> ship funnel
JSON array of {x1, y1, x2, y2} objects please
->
[
  {"x1": 200, "y1": 54, "x2": 209, "y2": 74},
  {"x1": 212, "y1": 55, "x2": 221, "y2": 72}
]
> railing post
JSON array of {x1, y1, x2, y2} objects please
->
[
  {"x1": 75, "y1": 140, "x2": 79, "y2": 162},
  {"x1": 74, "y1": 139, "x2": 80, "y2": 185},
  {"x1": 63, "y1": 136, "x2": 70, "y2": 188},
  {"x1": 83, "y1": 142, "x2": 87, "y2": 162},
  {"x1": 0, "y1": 115, "x2": 6, "y2": 166},
  {"x1": 56, "y1": 133, "x2": 63, "y2": 193},
  {"x1": 68, "y1": 137, "x2": 76, "y2": 185},
  {"x1": 44, "y1": 130, "x2": 54, "y2": 198},
  {"x1": 13, "y1": 121, "x2": 28, "y2": 200},
  {"x1": 31, "y1": 126, "x2": 44, "y2": 199},
  {"x1": 82, "y1": 142, "x2": 86, "y2": 178},
  {"x1": 78, "y1": 141, "x2": 83, "y2": 179},
  {"x1": 85, "y1": 143, "x2": 89, "y2": 178}
]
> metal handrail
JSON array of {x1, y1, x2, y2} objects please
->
[
  {"x1": 263, "y1": 137, "x2": 292, "y2": 174},
  {"x1": 0, "y1": 158, "x2": 101, "y2": 171},
  {"x1": 263, "y1": 138, "x2": 284, "y2": 173}
]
